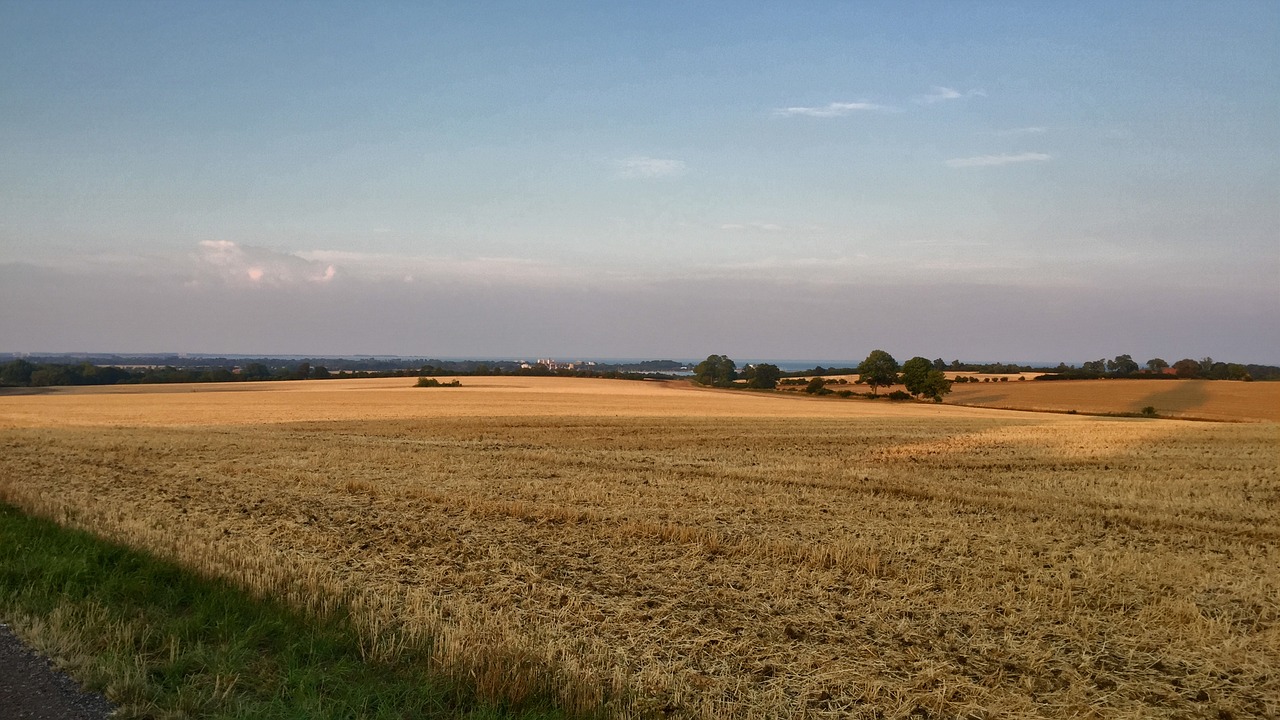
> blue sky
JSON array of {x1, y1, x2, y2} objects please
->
[{"x1": 2, "y1": 1, "x2": 1277, "y2": 362}]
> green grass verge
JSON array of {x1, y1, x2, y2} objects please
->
[{"x1": 0, "y1": 503, "x2": 567, "y2": 719}]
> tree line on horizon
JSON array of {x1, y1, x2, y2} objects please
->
[
  {"x1": 1046, "y1": 355, "x2": 1260, "y2": 381},
  {"x1": 690, "y1": 350, "x2": 1279, "y2": 402},
  {"x1": 1, "y1": 353, "x2": 1276, "y2": 390},
  {"x1": 692, "y1": 350, "x2": 955, "y2": 402},
  {"x1": 0, "y1": 357, "x2": 683, "y2": 388}
]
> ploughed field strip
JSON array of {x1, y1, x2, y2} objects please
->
[{"x1": 1, "y1": 407, "x2": 1276, "y2": 718}]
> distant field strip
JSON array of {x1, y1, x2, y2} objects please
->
[
  {"x1": 0, "y1": 378, "x2": 1276, "y2": 718},
  {"x1": 946, "y1": 378, "x2": 1280, "y2": 422},
  {"x1": 0, "y1": 376, "x2": 1042, "y2": 428}
]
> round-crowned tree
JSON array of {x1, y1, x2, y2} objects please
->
[
  {"x1": 693, "y1": 354, "x2": 738, "y2": 387},
  {"x1": 856, "y1": 350, "x2": 899, "y2": 396},
  {"x1": 804, "y1": 376, "x2": 827, "y2": 394},
  {"x1": 1172, "y1": 358, "x2": 1201, "y2": 378},
  {"x1": 919, "y1": 369, "x2": 953, "y2": 401},
  {"x1": 900, "y1": 357, "x2": 934, "y2": 397},
  {"x1": 745, "y1": 363, "x2": 782, "y2": 389}
]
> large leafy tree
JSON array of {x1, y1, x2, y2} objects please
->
[
  {"x1": 918, "y1": 370, "x2": 953, "y2": 401},
  {"x1": 902, "y1": 356, "x2": 952, "y2": 401},
  {"x1": 856, "y1": 350, "x2": 899, "y2": 396},
  {"x1": 1107, "y1": 354, "x2": 1140, "y2": 376},
  {"x1": 0, "y1": 359, "x2": 35, "y2": 386},
  {"x1": 1172, "y1": 358, "x2": 1201, "y2": 378},
  {"x1": 241, "y1": 362, "x2": 271, "y2": 381},
  {"x1": 900, "y1": 357, "x2": 934, "y2": 396},
  {"x1": 693, "y1": 354, "x2": 738, "y2": 387},
  {"x1": 804, "y1": 376, "x2": 827, "y2": 394},
  {"x1": 743, "y1": 363, "x2": 782, "y2": 389}
]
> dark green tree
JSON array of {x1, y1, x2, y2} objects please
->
[
  {"x1": 919, "y1": 370, "x2": 952, "y2": 401},
  {"x1": 932, "y1": 358, "x2": 947, "y2": 371},
  {"x1": 744, "y1": 363, "x2": 782, "y2": 390},
  {"x1": 198, "y1": 368, "x2": 236, "y2": 383},
  {"x1": 29, "y1": 366, "x2": 74, "y2": 387},
  {"x1": 241, "y1": 362, "x2": 271, "y2": 381},
  {"x1": 804, "y1": 376, "x2": 827, "y2": 394},
  {"x1": 1146, "y1": 358, "x2": 1169, "y2": 373},
  {"x1": 1107, "y1": 354, "x2": 1139, "y2": 376},
  {"x1": 1172, "y1": 358, "x2": 1201, "y2": 378},
  {"x1": 0, "y1": 359, "x2": 36, "y2": 386},
  {"x1": 900, "y1": 357, "x2": 934, "y2": 397},
  {"x1": 856, "y1": 350, "x2": 899, "y2": 396},
  {"x1": 693, "y1": 355, "x2": 738, "y2": 387}
]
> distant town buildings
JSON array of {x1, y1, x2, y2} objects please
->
[{"x1": 520, "y1": 359, "x2": 599, "y2": 371}]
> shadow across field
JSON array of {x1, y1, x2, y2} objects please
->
[
  {"x1": 948, "y1": 393, "x2": 1006, "y2": 406},
  {"x1": 0, "y1": 387, "x2": 58, "y2": 397},
  {"x1": 944, "y1": 378, "x2": 1280, "y2": 422},
  {"x1": 1136, "y1": 379, "x2": 1209, "y2": 416}
]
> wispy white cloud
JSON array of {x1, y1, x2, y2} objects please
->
[
  {"x1": 945, "y1": 152, "x2": 1052, "y2": 168},
  {"x1": 915, "y1": 86, "x2": 985, "y2": 104},
  {"x1": 719, "y1": 222, "x2": 785, "y2": 231},
  {"x1": 996, "y1": 126, "x2": 1049, "y2": 136},
  {"x1": 616, "y1": 156, "x2": 687, "y2": 178},
  {"x1": 774, "y1": 101, "x2": 894, "y2": 117},
  {"x1": 916, "y1": 86, "x2": 960, "y2": 103}
]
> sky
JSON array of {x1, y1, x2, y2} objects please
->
[{"x1": 1, "y1": 1, "x2": 1277, "y2": 363}]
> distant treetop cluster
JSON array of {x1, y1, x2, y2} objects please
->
[
  {"x1": 686, "y1": 350, "x2": 1279, "y2": 403},
  {"x1": 1048, "y1": 355, "x2": 1258, "y2": 381},
  {"x1": 693, "y1": 350, "x2": 954, "y2": 402}
]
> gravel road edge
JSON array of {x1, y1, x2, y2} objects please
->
[{"x1": 0, "y1": 622, "x2": 115, "y2": 720}]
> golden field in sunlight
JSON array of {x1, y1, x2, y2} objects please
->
[
  {"x1": 0, "y1": 375, "x2": 1037, "y2": 428},
  {"x1": 1, "y1": 377, "x2": 1276, "y2": 718}
]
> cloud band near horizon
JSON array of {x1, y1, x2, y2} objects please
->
[
  {"x1": 774, "y1": 101, "x2": 894, "y2": 117},
  {"x1": 946, "y1": 152, "x2": 1052, "y2": 168}
]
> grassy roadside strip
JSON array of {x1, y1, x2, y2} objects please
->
[{"x1": 0, "y1": 503, "x2": 568, "y2": 720}]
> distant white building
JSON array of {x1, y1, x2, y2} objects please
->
[{"x1": 533, "y1": 359, "x2": 598, "y2": 371}]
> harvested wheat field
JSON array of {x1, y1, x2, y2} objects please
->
[
  {"x1": 1, "y1": 377, "x2": 1277, "y2": 718},
  {"x1": 945, "y1": 378, "x2": 1280, "y2": 423}
]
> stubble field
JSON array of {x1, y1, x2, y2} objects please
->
[{"x1": 1, "y1": 377, "x2": 1276, "y2": 718}]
